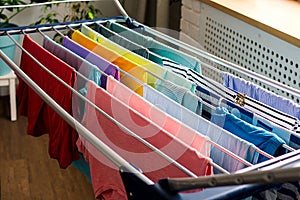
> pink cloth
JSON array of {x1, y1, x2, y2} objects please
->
[
  {"x1": 106, "y1": 76, "x2": 211, "y2": 157},
  {"x1": 17, "y1": 35, "x2": 78, "y2": 168},
  {"x1": 78, "y1": 81, "x2": 212, "y2": 200}
]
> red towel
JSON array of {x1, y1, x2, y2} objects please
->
[{"x1": 17, "y1": 35, "x2": 78, "y2": 168}]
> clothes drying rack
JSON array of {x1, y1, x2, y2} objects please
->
[{"x1": 1, "y1": 1, "x2": 300, "y2": 199}]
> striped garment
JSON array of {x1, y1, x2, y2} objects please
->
[{"x1": 161, "y1": 59, "x2": 300, "y2": 134}]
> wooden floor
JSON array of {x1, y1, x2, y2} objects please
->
[{"x1": 0, "y1": 96, "x2": 95, "y2": 200}]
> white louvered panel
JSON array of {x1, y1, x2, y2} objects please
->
[{"x1": 197, "y1": 3, "x2": 300, "y2": 103}]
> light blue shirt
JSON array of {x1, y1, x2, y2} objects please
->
[
  {"x1": 155, "y1": 78, "x2": 201, "y2": 115},
  {"x1": 162, "y1": 69, "x2": 196, "y2": 92}
]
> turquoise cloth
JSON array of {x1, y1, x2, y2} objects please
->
[
  {"x1": 155, "y1": 77, "x2": 201, "y2": 115},
  {"x1": 163, "y1": 69, "x2": 196, "y2": 92},
  {"x1": 94, "y1": 22, "x2": 169, "y2": 66},
  {"x1": 107, "y1": 21, "x2": 201, "y2": 73},
  {"x1": 71, "y1": 153, "x2": 92, "y2": 184}
]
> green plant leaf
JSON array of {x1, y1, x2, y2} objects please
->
[{"x1": 87, "y1": 11, "x2": 93, "y2": 19}]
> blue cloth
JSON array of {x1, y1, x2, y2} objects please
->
[
  {"x1": 71, "y1": 153, "x2": 92, "y2": 183},
  {"x1": 290, "y1": 134, "x2": 300, "y2": 150},
  {"x1": 211, "y1": 107, "x2": 287, "y2": 162},
  {"x1": 107, "y1": 21, "x2": 201, "y2": 73},
  {"x1": 226, "y1": 101, "x2": 296, "y2": 149},
  {"x1": 223, "y1": 72, "x2": 300, "y2": 120},
  {"x1": 226, "y1": 101, "x2": 299, "y2": 150},
  {"x1": 144, "y1": 85, "x2": 260, "y2": 173},
  {"x1": 223, "y1": 99, "x2": 254, "y2": 125},
  {"x1": 253, "y1": 115, "x2": 300, "y2": 150}
]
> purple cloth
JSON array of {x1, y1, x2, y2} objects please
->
[
  {"x1": 62, "y1": 36, "x2": 120, "y2": 88},
  {"x1": 223, "y1": 72, "x2": 300, "y2": 120}
]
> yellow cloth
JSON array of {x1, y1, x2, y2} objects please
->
[
  {"x1": 72, "y1": 30, "x2": 145, "y2": 95},
  {"x1": 81, "y1": 25, "x2": 165, "y2": 87}
]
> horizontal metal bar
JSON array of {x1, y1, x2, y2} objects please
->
[{"x1": 159, "y1": 163, "x2": 300, "y2": 193}]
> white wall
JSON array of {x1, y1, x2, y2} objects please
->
[{"x1": 179, "y1": 0, "x2": 203, "y2": 49}]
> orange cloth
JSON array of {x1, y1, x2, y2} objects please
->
[{"x1": 81, "y1": 24, "x2": 165, "y2": 87}]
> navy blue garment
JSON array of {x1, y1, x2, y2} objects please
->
[{"x1": 211, "y1": 107, "x2": 287, "y2": 162}]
